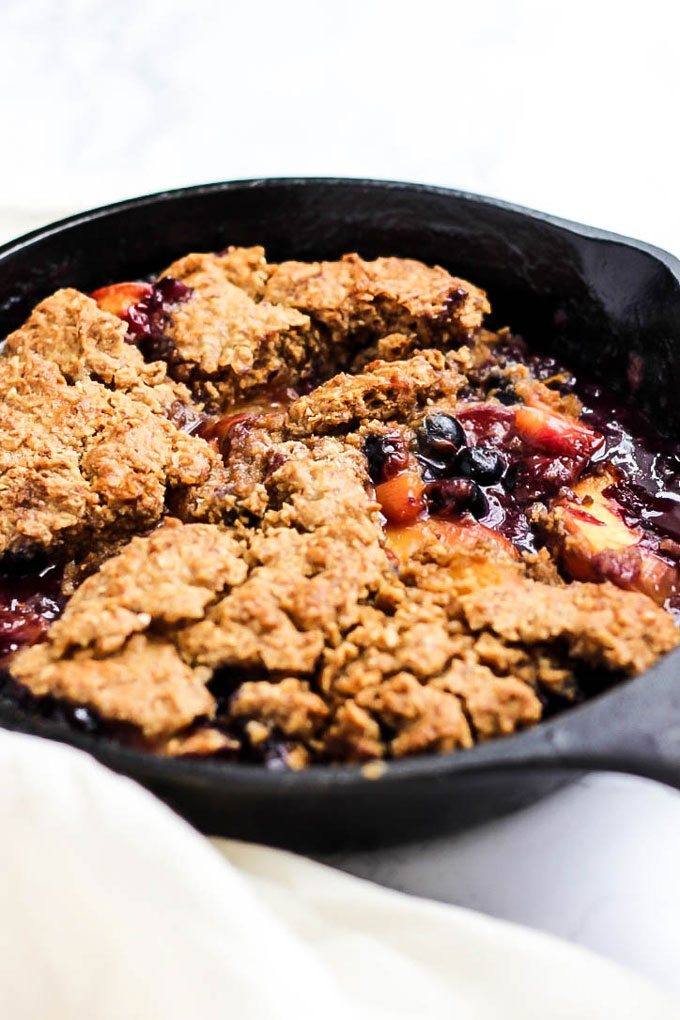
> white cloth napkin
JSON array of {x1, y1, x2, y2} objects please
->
[{"x1": 0, "y1": 728, "x2": 677, "y2": 1020}]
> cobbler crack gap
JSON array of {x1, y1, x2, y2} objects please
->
[{"x1": 1, "y1": 247, "x2": 678, "y2": 769}]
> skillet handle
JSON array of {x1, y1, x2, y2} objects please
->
[{"x1": 536, "y1": 657, "x2": 680, "y2": 789}]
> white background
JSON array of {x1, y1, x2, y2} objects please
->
[
  {"x1": 1, "y1": 0, "x2": 679, "y2": 254},
  {"x1": 1, "y1": 0, "x2": 680, "y2": 997}
]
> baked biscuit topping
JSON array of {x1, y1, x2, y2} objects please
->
[
  {"x1": 0, "y1": 349, "x2": 222, "y2": 560},
  {"x1": 1, "y1": 246, "x2": 678, "y2": 768}
]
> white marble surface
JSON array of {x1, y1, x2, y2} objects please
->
[
  {"x1": 319, "y1": 773, "x2": 680, "y2": 996},
  {"x1": 1, "y1": 0, "x2": 680, "y2": 999}
]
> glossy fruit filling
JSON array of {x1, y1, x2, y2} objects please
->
[
  {"x1": 363, "y1": 362, "x2": 680, "y2": 613},
  {"x1": 91, "y1": 277, "x2": 193, "y2": 374},
  {"x1": 0, "y1": 564, "x2": 64, "y2": 667}
]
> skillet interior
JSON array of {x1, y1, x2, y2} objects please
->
[{"x1": 1, "y1": 178, "x2": 680, "y2": 851}]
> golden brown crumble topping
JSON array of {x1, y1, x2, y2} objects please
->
[{"x1": 0, "y1": 349, "x2": 222, "y2": 560}]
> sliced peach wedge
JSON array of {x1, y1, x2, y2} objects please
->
[
  {"x1": 547, "y1": 468, "x2": 677, "y2": 604},
  {"x1": 385, "y1": 516, "x2": 518, "y2": 563},
  {"x1": 375, "y1": 472, "x2": 426, "y2": 526},
  {"x1": 514, "y1": 403, "x2": 604, "y2": 461},
  {"x1": 90, "y1": 282, "x2": 153, "y2": 319},
  {"x1": 385, "y1": 518, "x2": 520, "y2": 600}
]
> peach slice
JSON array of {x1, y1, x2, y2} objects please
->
[
  {"x1": 559, "y1": 471, "x2": 638, "y2": 557},
  {"x1": 197, "y1": 412, "x2": 257, "y2": 456},
  {"x1": 552, "y1": 470, "x2": 677, "y2": 604},
  {"x1": 90, "y1": 282, "x2": 152, "y2": 319},
  {"x1": 514, "y1": 404, "x2": 603, "y2": 460},
  {"x1": 385, "y1": 517, "x2": 518, "y2": 563},
  {"x1": 376, "y1": 472, "x2": 426, "y2": 526}
]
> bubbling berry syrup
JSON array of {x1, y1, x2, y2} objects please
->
[
  {"x1": 0, "y1": 563, "x2": 64, "y2": 666},
  {"x1": 123, "y1": 276, "x2": 192, "y2": 343}
]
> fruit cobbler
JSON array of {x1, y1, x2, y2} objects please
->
[{"x1": 1, "y1": 248, "x2": 678, "y2": 769}]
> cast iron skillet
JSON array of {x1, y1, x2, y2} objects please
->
[{"x1": 1, "y1": 178, "x2": 680, "y2": 853}]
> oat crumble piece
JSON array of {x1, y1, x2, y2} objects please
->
[
  {"x1": 4, "y1": 288, "x2": 190, "y2": 415},
  {"x1": 0, "y1": 350, "x2": 223, "y2": 559}
]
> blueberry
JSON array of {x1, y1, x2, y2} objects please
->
[
  {"x1": 502, "y1": 463, "x2": 517, "y2": 492},
  {"x1": 125, "y1": 276, "x2": 191, "y2": 344},
  {"x1": 425, "y1": 478, "x2": 488, "y2": 520},
  {"x1": 363, "y1": 433, "x2": 408, "y2": 483},
  {"x1": 420, "y1": 413, "x2": 466, "y2": 454},
  {"x1": 496, "y1": 384, "x2": 519, "y2": 406},
  {"x1": 153, "y1": 276, "x2": 191, "y2": 307},
  {"x1": 453, "y1": 446, "x2": 506, "y2": 485},
  {"x1": 418, "y1": 456, "x2": 447, "y2": 482}
]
